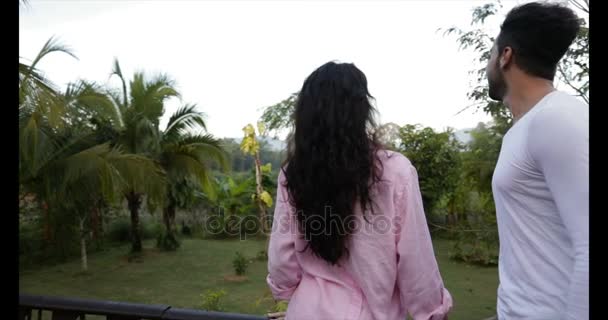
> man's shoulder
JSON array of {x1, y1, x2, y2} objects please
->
[{"x1": 530, "y1": 91, "x2": 588, "y2": 130}]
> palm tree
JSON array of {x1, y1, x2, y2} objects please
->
[
  {"x1": 20, "y1": 77, "x2": 165, "y2": 271},
  {"x1": 19, "y1": 36, "x2": 77, "y2": 125},
  {"x1": 158, "y1": 105, "x2": 229, "y2": 248},
  {"x1": 109, "y1": 59, "x2": 178, "y2": 253}
]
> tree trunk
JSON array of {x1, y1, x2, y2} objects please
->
[
  {"x1": 79, "y1": 216, "x2": 88, "y2": 272},
  {"x1": 254, "y1": 153, "x2": 267, "y2": 234},
  {"x1": 126, "y1": 191, "x2": 143, "y2": 253},
  {"x1": 163, "y1": 198, "x2": 177, "y2": 239},
  {"x1": 41, "y1": 201, "x2": 52, "y2": 243},
  {"x1": 91, "y1": 204, "x2": 100, "y2": 240}
]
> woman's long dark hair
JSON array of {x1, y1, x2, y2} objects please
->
[{"x1": 283, "y1": 61, "x2": 383, "y2": 265}]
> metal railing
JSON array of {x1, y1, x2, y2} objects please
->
[{"x1": 19, "y1": 294, "x2": 268, "y2": 320}]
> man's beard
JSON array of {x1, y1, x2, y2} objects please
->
[{"x1": 488, "y1": 61, "x2": 507, "y2": 101}]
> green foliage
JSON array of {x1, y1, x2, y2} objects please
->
[
  {"x1": 558, "y1": 10, "x2": 589, "y2": 103},
  {"x1": 200, "y1": 289, "x2": 227, "y2": 311},
  {"x1": 18, "y1": 215, "x2": 79, "y2": 268},
  {"x1": 436, "y1": 0, "x2": 592, "y2": 265},
  {"x1": 156, "y1": 230, "x2": 181, "y2": 251},
  {"x1": 449, "y1": 194, "x2": 499, "y2": 266},
  {"x1": 273, "y1": 300, "x2": 288, "y2": 312},
  {"x1": 397, "y1": 125, "x2": 462, "y2": 214},
  {"x1": 106, "y1": 217, "x2": 132, "y2": 243},
  {"x1": 106, "y1": 216, "x2": 161, "y2": 243},
  {"x1": 232, "y1": 251, "x2": 249, "y2": 275},
  {"x1": 214, "y1": 138, "x2": 283, "y2": 173},
  {"x1": 448, "y1": 123, "x2": 501, "y2": 265},
  {"x1": 259, "y1": 92, "x2": 298, "y2": 137},
  {"x1": 201, "y1": 169, "x2": 277, "y2": 238},
  {"x1": 461, "y1": 123, "x2": 503, "y2": 194},
  {"x1": 181, "y1": 224, "x2": 192, "y2": 236},
  {"x1": 442, "y1": 0, "x2": 588, "y2": 123},
  {"x1": 255, "y1": 250, "x2": 268, "y2": 261}
]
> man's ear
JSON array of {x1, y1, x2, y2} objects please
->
[{"x1": 499, "y1": 46, "x2": 513, "y2": 69}]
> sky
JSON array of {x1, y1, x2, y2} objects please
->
[{"x1": 19, "y1": 0, "x2": 572, "y2": 139}]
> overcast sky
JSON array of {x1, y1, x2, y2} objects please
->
[{"x1": 20, "y1": 0, "x2": 575, "y2": 139}]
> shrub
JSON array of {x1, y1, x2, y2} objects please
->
[
  {"x1": 156, "y1": 230, "x2": 181, "y2": 251},
  {"x1": 181, "y1": 224, "x2": 192, "y2": 236},
  {"x1": 106, "y1": 217, "x2": 131, "y2": 243},
  {"x1": 273, "y1": 300, "x2": 288, "y2": 312},
  {"x1": 200, "y1": 289, "x2": 227, "y2": 311},
  {"x1": 106, "y1": 217, "x2": 161, "y2": 243},
  {"x1": 232, "y1": 251, "x2": 249, "y2": 275},
  {"x1": 142, "y1": 221, "x2": 162, "y2": 240},
  {"x1": 255, "y1": 250, "x2": 268, "y2": 261}
]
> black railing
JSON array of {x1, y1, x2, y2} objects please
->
[{"x1": 19, "y1": 294, "x2": 268, "y2": 320}]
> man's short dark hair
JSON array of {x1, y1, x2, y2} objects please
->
[{"x1": 497, "y1": 2, "x2": 581, "y2": 80}]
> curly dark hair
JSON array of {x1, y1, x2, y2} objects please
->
[{"x1": 283, "y1": 61, "x2": 384, "y2": 265}]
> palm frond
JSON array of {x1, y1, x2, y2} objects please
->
[
  {"x1": 162, "y1": 150, "x2": 215, "y2": 200},
  {"x1": 19, "y1": 114, "x2": 59, "y2": 182},
  {"x1": 106, "y1": 149, "x2": 167, "y2": 204},
  {"x1": 19, "y1": 62, "x2": 59, "y2": 106},
  {"x1": 129, "y1": 72, "x2": 180, "y2": 120},
  {"x1": 22, "y1": 129, "x2": 97, "y2": 182},
  {"x1": 21, "y1": 36, "x2": 77, "y2": 89},
  {"x1": 64, "y1": 80, "x2": 123, "y2": 128},
  {"x1": 163, "y1": 104, "x2": 207, "y2": 142},
  {"x1": 19, "y1": 37, "x2": 76, "y2": 128},
  {"x1": 110, "y1": 58, "x2": 128, "y2": 109},
  {"x1": 177, "y1": 133, "x2": 230, "y2": 172}
]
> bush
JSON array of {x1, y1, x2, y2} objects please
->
[
  {"x1": 273, "y1": 300, "x2": 288, "y2": 312},
  {"x1": 106, "y1": 216, "x2": 161, "y2": 243},
  {"x1": 181, "y1": 224, "x2": 192, "y2": 236},
  {"x1": 449, "y1": 216, "x2": 499, "y2": 266},
  {"x1": 255, "y1": 250, "x2": 268, "y2": 261},
  {"x1": 200, "y1": 289, "x2": 227, "y2": 311},
  {"x1": 142, "y1": 220, "x2": 162, "y2": 240},
  {"x1": 156, "y1": 230, "x2": 181, "y2": 251},
  {"x1": 232, "y1": 251, "x2": 249, "y2": 275},
  {"x1": 19, "y1": 212, "x2": 80, "y2": 269},
  {"x1": 106, "y1": 217, "x2": 131, "y2": 243}
]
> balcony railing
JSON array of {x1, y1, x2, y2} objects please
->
[{"x1": 19, "y1": 294, "x2": 268, "y2": 320}]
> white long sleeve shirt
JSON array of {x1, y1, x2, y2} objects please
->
[{"x1": 492, "y1": 91, "x2": 589, "y2": 320}]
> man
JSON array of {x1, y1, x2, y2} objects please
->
[{"x1": 486, "y1": 2, "x2": 588, "y2": 320}]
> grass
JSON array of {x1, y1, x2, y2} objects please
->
[
  {"x1": 433, "y1": 239, "x2": 498, "y2": 320},
  {"x1": 19, "y1": 238, "x2": 498, "y2": 319}
]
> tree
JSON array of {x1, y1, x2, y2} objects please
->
[
  {"x1": 20, "y1": 74, "x2": 164, "y2": 271},
  {"x1": 442, "y1": 0, "x2": 588, "y2": 123},
  {"x1": 240, "y1": 123, "x2": 274, "y2": 233},
  {"x1": 259, "y1": 92, "x2": 298, "y2": 138},
  {"x1": 157, "y1": 104, "x2": 229, "y2": 250},
  {"x1": 558, "y1": 0, "x2": 589, "y2": 103},
  {"x1": 461, "y1": 122, "x2": 502, "y2": 194},
  {"x1": 109, "y1": 59, "x2": 172, "y2": 253},
  {"x1": 397, "y1": 125, "x2": 462, "y2": 219}
]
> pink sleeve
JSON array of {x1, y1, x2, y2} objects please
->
[
  {"x1": 266, "y1": 170, "x2": 302, "y2": 301},
  {"x1": 396, "y1": 164, "x2": 452, "y2": 320}
]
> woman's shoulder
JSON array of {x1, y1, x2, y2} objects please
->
[
  {"x1": 376, "y1": 149, "x2": 413, "y2": 170},
  {"x1": 376, "y1": 149, "x2": 416, "y2": 182}
]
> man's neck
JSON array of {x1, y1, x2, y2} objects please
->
[{"x1": 504, "y1": 77, "x2": 555, "y2": 121}]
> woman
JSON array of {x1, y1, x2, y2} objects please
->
[{"x1": 266, "y1": 61, "x2": 452, "y2": 320}]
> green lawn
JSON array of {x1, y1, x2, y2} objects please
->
[{"x1": 19, "y1": 238, "x2": 498, "y2": 319}]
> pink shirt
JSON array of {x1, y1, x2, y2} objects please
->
[{"x1": 267, "y1": 150, "x2": 452, "y2": 320}]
